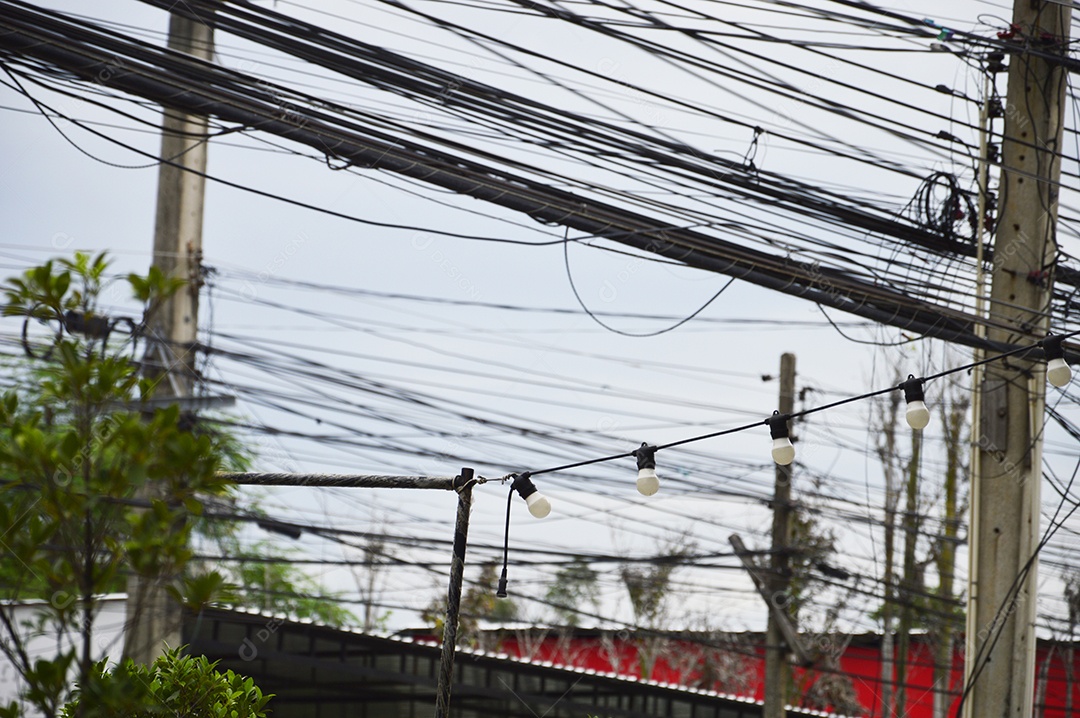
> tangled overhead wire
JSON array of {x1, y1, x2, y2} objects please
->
[
  {"x1": 19, "y1": 307, "x2": 141, "y2": 360},
  {"x1": 908, "y1": 171, "x2": 978, "y2": 246}
]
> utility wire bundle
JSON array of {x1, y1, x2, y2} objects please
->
[{"x1": 3, "y1": 0, "x2": 1080, "y2": 349}]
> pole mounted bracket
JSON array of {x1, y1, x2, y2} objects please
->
[{"x1": 453, "y1": 468, "x2": 476, "y2": 492}]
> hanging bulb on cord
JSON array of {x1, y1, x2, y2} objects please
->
[
  {"x1": 634, "y1": 443, "x2": 660, "y2": 496},
  {"x1": 497, "y1": 472, "x2": 548, "y2": 600},
  {"x1": 511, "y1": 472, "x2": 551, "y2": 518},
  {"x1": 901, "y1": 375, "x2": 931, "y2": 430},
  {"x1": 1042, "y1": 334, "x2": 1073, "y2": 388},
  {"x1": 768, "y1": 411, "x2": 795, "y2": 466}
]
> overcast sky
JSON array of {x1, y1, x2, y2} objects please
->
[{"x1": 2, "y1": 0, "x2": 1079, "y2": 638}]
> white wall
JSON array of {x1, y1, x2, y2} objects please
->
[{"x1": 0, "y1": 596, "x2": 128, "y2": 715}]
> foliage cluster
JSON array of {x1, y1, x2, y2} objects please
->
[
  {"x1": 0, "y1": 254, "x2": 289, "y2": 716},
  {"x1": 56, "y1": 648, "x2": 271, "y2": 718},
  {"x1": 0, "y1": 254, "x2": 236, "y2": 717}
]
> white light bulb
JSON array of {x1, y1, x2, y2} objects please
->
[
  {"x1": 636, "y1": 468, "x2": 660, "y2": 496},
  {"x1": 1048, "y1": 357, "x2": 1073, "y2": 388},
  {"x1": 905, "y1": 400, "x2": 931, "y2": 430},
  {"x1": 525, "y1": 492, "x2": 551, "y2": 519},
  {"x1": 771, "y1": 437, "x2": 795, "y2": 466}
]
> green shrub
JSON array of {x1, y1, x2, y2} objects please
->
[{"x1": 60, "y1": 647, "x2": 272, "y2": 718}]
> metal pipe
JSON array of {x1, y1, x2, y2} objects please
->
[
  {"x1": 435, "y1": 469, "x2": 475, "y2": 718},
  {"x1": 218, "y1": 473, "x2": 457, "y2": 491},
  {"x1": 224, "y1": 469, "x2": 474, "y2": 715}
]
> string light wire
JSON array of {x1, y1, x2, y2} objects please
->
[{"x1": 520, "y1": 328, "x2": 1079, "y2": 479}]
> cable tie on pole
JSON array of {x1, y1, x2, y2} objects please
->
[{"x1": 453, "y1": 467, "x2": 475, "y2": 492}]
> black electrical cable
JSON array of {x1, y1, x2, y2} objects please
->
[
  {"x1": 8, "y1": 1, "x2": 1080, "y2": 345},
  {"x1": 520, "y1": 329, "x2": 1080, "y2": 479}
]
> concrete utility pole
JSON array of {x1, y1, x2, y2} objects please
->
[
  {"x1": 765, "y1": 353, "x2": 796, "y2": 718},
  {"x1": 123, "y1": 11, "x2": 214, "y2": 664},
  {"x1": 145, "y1": 12, "x2": 213, "y2": 395},
  {"x1": 964, "y1": 3, "x2": 1071, "y2": 717}
]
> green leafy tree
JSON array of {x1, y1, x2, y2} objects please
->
[
  {"x1": 350, "y1": 530, "x2": 394, "y2": 632},
  {"x1": 545, "y1": 559, "x2": 599, "y2": 626},
  {"x1": 618, "y1": 535, "x2": 696, "y2": 679},
  {"x1": 58, "y1": 647, "x2": 271, "y2": 718},
  {"x1": 220, "y1": 541, "x2": 355, "y2": 627},
  {"x1": 423, "y1": 562, "x2": 517, "y2": 648},
  {"x1": 870, "y1": 369, "x2": 969, "y2": 718},
  {"x1": 1063, "y1": 571, "x2": 1080, "y2": 718},
  {"x1": 0, "y1": 254, "x2": 232, "y2": 717},
  {"x1": 184, "y1": 497, "x2": 357, "y2": 627},
  {"x1": 930, "y1": 379, "x2": 968, "y2": 718},
  {"x1": 784, "y1": 509, "x2": 837, "y2": 623}
]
